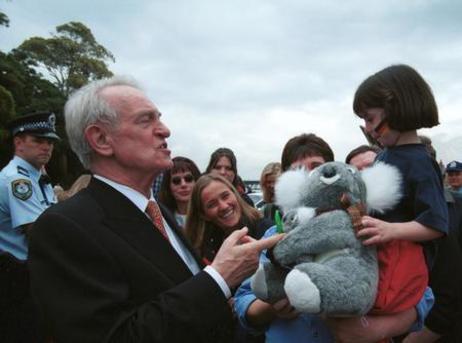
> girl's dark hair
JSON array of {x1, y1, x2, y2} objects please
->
[
  {"x1": 205, "y1": 147, "x2": 238, "y2": 186},
  {"x1": 281, "y1": 133, "x2": 334, "y2": 171},
  {"x1": 353, "y1": 64, "x2": 439, "y2": 131},
  {"x1": 157, "y1": 156, "x2": 201, "y2": 213}
]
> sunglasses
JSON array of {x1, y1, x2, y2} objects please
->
[{"x1": 171, "y1": 174, "x2": 194, "y2": 186}]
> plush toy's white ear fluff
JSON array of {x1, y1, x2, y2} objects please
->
[
  {"x1": 296, "y1": 207, "x2": 316, "y2": 223},
  {"x1": 361, "y1": 162, "x2": 402, "y2": 214},
  {"x1": 275, "y1": 169, "x2": 310, "y2": 213}
]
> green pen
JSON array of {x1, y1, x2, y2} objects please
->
[{"x1": 274, "y1": 210, "x2": 284, "y2": 234}]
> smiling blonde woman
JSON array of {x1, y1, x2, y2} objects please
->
[{"x1": 185, "y1": 174, "x2": 273, "y2": 264}]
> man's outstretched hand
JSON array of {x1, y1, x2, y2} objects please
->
[{"x1": 211, "y1": 227, "x2": 284, "y2": 289}]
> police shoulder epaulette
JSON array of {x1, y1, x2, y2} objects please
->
[{"x1": 17, "y1": 166, "x2": 30, "y2": 177}]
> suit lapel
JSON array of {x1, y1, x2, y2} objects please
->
[
  {"x1": 88, "y1": 179, "x2": 194, "y2": 283},
  {"x1": 159, "y1": 203, "x2": 204, "y2": 267}
]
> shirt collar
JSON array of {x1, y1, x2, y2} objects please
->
[
  {"x1": 445, "y1": 189, "x2": 452, "y2": 202},
  {"x1": 93, "y1": 174, "x2": 155, "y2": 212},
  {"x1": 13, "y1": 155, "x2": 41, "y2": 179}
]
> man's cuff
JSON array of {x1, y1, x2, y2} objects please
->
[{"x1": 204, "y1": 265, "x2": 231, "y2": 299}]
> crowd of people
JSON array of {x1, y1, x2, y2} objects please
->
[{"x1": 1, "y1": 63, "x2": 462, "y2": 343}]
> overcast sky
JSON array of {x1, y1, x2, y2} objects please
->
[{"x1": 2, "y1": 0, "x2": 462, "y2": 179}]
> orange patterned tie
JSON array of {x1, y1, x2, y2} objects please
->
[{"x1": 145, "y1": 201, "x2": 170, "y2": 241}]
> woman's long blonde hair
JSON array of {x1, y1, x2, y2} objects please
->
[
  {"x1": 184, "y1": 173, "x2": 261, "y2": 252},
  {"x1": 260, "y1": 162, "x2": 281, "y2": 203}
]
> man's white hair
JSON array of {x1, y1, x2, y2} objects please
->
[{"x1": 64, "y1": 75, "x2": 142, "y2": 169}]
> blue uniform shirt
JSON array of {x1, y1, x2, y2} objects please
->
[
  {"x1": 448, "y1": 186, "x2": 462, "y2": 198},
  {"x1": 0, "y1": 156, "x2": 56, "y2": 260}
]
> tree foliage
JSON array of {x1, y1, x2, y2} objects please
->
[
  {"x1": 13, "y1": 21, "x2": 115, "y2": 96},
  {"x1": 0, "y1": 11, "x2": 9, "y2": 27},
  {"x1": 0, "y1": 84, "x2": 14, "y2": 125},
  {"x1": 1, "y1": 20, "x2": 115, "y2": 186},
  {"x1": 0, "y1": 84, "x2": 13, "y2": 163},
  {"x1": 0, "y1": 50, "x2": 66, "y2": 169},
  {"x1": 0, "y1": 51, "x2": 65, "y2": 115}
]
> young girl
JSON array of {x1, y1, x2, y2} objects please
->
[{"x1": 353, "y1": 64, "x2": 448, "y2": 314}]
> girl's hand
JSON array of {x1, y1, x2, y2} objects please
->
[
  {"x1": 326, "y1": 316, "x2": 384, "y2": 343},
  {"x1": 327, "y1": 308, "x2": 417, "y2": 343},
  {"x1": 246, "y1": 298, "x2": 298, "y2": 327},
  {"x1": 272, "y1": 298, "x2": 299, "y2": 320},
  {"x1": 403, "y1": 329, "x2": 441, "y2": 343},
  {"x1": 357, "y1": 216, "x2": 395, "y2": 246}
]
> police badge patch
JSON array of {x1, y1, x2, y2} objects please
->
[{"x1": 12, "y1": 179, "x2": 33, "y2": 200}]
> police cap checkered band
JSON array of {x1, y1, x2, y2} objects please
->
[{"x1": 7, "y1": 111, "x2": 60, "y2": 140}]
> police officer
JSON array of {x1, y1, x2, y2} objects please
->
[
  {"x1": 446, "y1": 160, "x2": 462, "y2": 197},
  {"x1": 0, "y1": 111, "x2": 60, "y2": 342}
]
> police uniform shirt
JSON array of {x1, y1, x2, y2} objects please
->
[{"x1": 0, "y1": 156, "x2": 56, "y2": 261}]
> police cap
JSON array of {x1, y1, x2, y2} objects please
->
[
  {"x1": 7, "y1": 111, "x2": 60, "y2": 140},
  {"x1": 446, "y1": 160, "x2": 462, "y2": 173}
]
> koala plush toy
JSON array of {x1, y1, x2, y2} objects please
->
[{"x1": 251, "y1": 161, "x2": 402, "y2": 316}]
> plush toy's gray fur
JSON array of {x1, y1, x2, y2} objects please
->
[{"x1": 251, "y1": 161, "x2": 402, "y2": 316}]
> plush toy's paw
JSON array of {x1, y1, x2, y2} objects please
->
[
  {"x1": 251, "y1": 264, "x2": 269, "y2": 300},
  {"x1": 251, "y1": 263, "x2": 289, "y2": 303},
  {"x1": 284, "y1": 269, "x2": 321, "y2": 313},
  {"x1": 283, "y1": 207, "x2": 315, "y2": 233}
]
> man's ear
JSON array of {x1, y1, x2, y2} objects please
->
[
  {"x1": 13, "y1": 134, "x2": 28, "y2": 154},
  {"x1": 13, "y1": 135, "x2": 23, "y2": 150},
  {"x1": 84, "y1": 124, "x2": 114, "y2": 157}
]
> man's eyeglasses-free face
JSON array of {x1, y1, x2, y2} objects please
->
[{"x1": 171, "y1": 174, "x2": 194, "y2": 186}]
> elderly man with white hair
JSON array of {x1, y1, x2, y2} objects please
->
[{"x1": 28, "y1": 76, "x2": 282, "y2": 343}]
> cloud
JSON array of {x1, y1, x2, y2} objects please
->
[{"x1": 2, "y1": 0, "x2": 461, "y2": 179}]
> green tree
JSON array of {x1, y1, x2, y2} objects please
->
[
  {"x1": 13, "y1": 21, "x2": 115, "y2": 97},
  {"x1": 1, "y1": 0, "x2": 10, "y2": 28},
  {"x1": 0, "y1": 51, "x2": 66, "y2": 169},
  {"x1": 0, "y1": 12, "x2": 9, "y2": 27},
  {"x1": 1, "y1": 21, "x2": 114, "y2": 185},
  {"x1": 0, "y1": 84, "x2": 13, "y2": 166},
  {"x1": 0, "y1": 51, "x2": 65, "y2": 115},
  {"x1": 0, "y1": 84, "x2": 14, "y2": 127}
]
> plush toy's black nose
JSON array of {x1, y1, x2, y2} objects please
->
[{"x1": 321, "y1": 165, "x2": 337, "y2": 178}]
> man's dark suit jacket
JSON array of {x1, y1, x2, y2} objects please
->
[{"x1": 29, "y1": 178, "x2": 233, "y2": 343}]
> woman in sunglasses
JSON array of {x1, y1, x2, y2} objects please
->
[{"x1": 158, "y1": 156, "x2": 201, "y2": 228}]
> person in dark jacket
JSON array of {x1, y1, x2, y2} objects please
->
[
  {"x1": 27, "y1": 76, "x2": 282, "y2": 343},
  {"x1": 404, "y1": 136, "x2": 462, "y2": 342}
]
